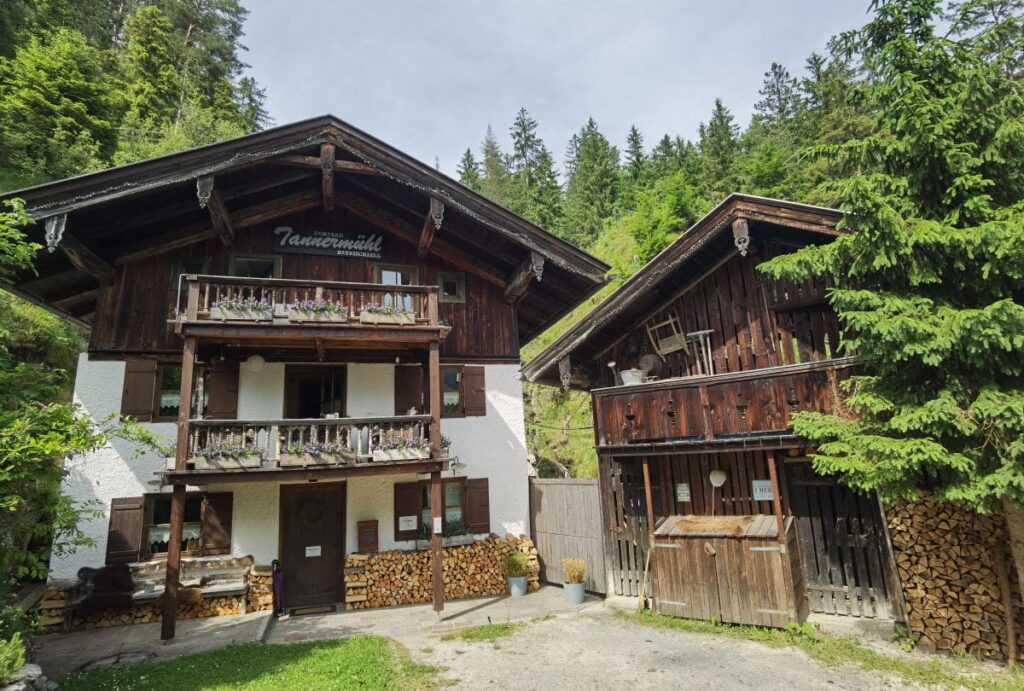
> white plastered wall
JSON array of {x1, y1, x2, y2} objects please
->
[{"x1": 53, "y1": 359, "x2": 529, "y2": 576}]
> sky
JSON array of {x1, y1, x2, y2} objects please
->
[{"x1": 242, "y1": 1, "x2": 873, "y2": 177}]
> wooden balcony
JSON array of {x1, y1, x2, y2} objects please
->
[
  {"x1": 592, "y1": 356, "x2": 858, "y2": 454},
  {"x1": 172, "y1": 275, "x2": 446, "y2": 348},
  {"x1": 162, "y1": 414, "x2": 448, "y2": 483}
]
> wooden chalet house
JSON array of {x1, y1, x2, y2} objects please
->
[
  {"x1": 525, "y1": 195, "x2": 904, "y2": 628},
  {"x1": 1, "y1": 116, "x2": 608, "y2": 638}
]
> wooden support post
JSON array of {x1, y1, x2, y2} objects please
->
[
  {"x1": 162, "y1": 336, "x2": 195, "y2": 640},
  {"x1": 417, "y1": 199, "x2": 444, "y2": 259},
  {"x1": 270, "y1": 154, "x2": 378, "y2": 175},
  {"x1": 641, "y1": 457, "x2": 656, "y2": 535},
  {"x1": 428, "y1": 341, "x2": 441, "y2": 456},
  {"x1": 160, "y1": 484, "x2": 185, "y2": 640},
  {"x1": 60, "y1": 233, "x2": 115, "y2": 286},
  {"x1": 993, "y1": 542, "x2": 1018, "y2": 667},
  {"x1": 767, "y1": 452, "x2": 786, "y2": 543},
  {"x1": 320, "y1": 144, "x2": 335, "y2": 213},
  {"x1": 430, "y1": 470, "x2": 444, "y2": 612}
]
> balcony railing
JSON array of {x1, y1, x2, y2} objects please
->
[
  {"x1": 184, "y1": 414, "x2": 434, "y2": 471},
  {"x1": 592, "y1": 356, "x2": 859, "y2": 448},
  {"x1": 175, "y1": 275, "x2": 439, "y2": 328}
]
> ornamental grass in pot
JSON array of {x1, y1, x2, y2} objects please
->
[
  {"x1": 561, "y1": 557, "x2": 586, "y2": 605},
  {"x1": 503, "y1": 551, "x2": 529, "y2": 597}
]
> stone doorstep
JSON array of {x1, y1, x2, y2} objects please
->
[{"x1": 807, "y1": 612, "x2": 898, "y2": 643}]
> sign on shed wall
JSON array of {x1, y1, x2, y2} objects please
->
[{"x1": 273, "y1": 225, "x2": 383, "y2": 258}]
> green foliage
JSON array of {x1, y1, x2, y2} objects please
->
[
  {"x1": 0, "y1": 632, "x2": 25, "y2": 684},
  {"x1": 440, "y1": 621, "x2": 523, "y2": 643},
  {"x1": 697, "y1": 98, "x2": 740, "y2": 199},
  {"x1": 0, "y1": 200, "x2": 36, "y2": 281},
  {"x1": 457, "y1": 148, "x2": 482, "y2": 191},
  {"x1": 558, "y1": 118, "x2": 620, "y2": 247},
  {"x1": 759, "y1": 0, "x2": 1024, "y2": 510},
  {"x1": 502, "y1": 551, "x2": 529, "y2": 578},
  {"x1": 62, "y1": 637, "x2": 442, "y2": 691},
  {"x1": 624, "y1": 172, "x2": 710, "y2": 262}
]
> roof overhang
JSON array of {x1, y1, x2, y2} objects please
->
[
  {"x1": 1, "y1": 115, "x2": 609, "y2": 344},
  {"x1": 522, "y1": 193, "x2": 843, "y2": 386}
]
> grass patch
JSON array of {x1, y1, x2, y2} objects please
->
[
  {"x1": 62, "y1": 636, "x2": 443, "y2": 690},
  {"x1": 622, "y1": 611, "x2": 1023, "y2": 690},
  {"x1": 439, "y1": 621, "x2": 523, "y2": 643}
]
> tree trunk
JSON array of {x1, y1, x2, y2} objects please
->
[{"x1": 1001, "y1": 497, "x2": 1024, "y2": 598}]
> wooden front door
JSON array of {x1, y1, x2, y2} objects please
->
[
  {"x1": 280, "y1": 483, "x2": 345, "y2": 608},
  {"x1": 786, "y1": 462, "x2": 897, "y2": 619}
]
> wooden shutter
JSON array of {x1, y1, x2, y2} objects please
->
[
  {"x1": 466, "y1": 478, "x2": 490, "y2": 534},
  {"x1": 106, "y1": 497, "x2": 144, "y2": 564},
  {"x1": 121, "y1": 360, "x2": 157, "y2": 421},
  {"x1": 201, "y1": 492, "x2": 233, "y2": 555},
  {"x1": 394, "y1": 482, "x2": 421, "y2": 541},
  {"x1": 394, "y1": 365, "x2": 423, "y2": 415},
  {"x1": 207, "y1": 362, "x2": 239, "y2": 419},
  {"x1": 463, "y1": 366, "x2": 486, "y2": 416}
]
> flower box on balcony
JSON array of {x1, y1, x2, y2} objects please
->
[
  {"x1": 286, "y1": 309, "x2": 348, "y2": 323},
  {"x1": 359, "y1": 311, "x2": 416, "y2": 326},
  {"x1": 371, "y1": 447, "x2": 430, "y2": 462},
  {"x1": 191, "y1": 454, "x2": 261, "y2": 470},
  {"x1": 279, "y1": 452, "x2": 336, "y2": 467},
  {"x1": 209, "y1": 305, "x2": 273, "y2": 322}
]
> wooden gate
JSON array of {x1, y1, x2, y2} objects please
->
[
  {"x1": 786, "y1": 461, "x2": 898, "y2": 619},
  {"x1": 529, "y1": 478, "x2": 607, "y2": 594}
]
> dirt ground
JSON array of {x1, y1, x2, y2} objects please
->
[{"x1": 416, "y1": 610, "x2": 917, "y2": 690}]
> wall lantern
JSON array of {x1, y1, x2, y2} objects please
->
[{"x1": 244, "y1": 354, "x2": 265, "y2": 372}]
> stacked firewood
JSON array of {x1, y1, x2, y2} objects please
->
[
  {"x1": 247, "y1": 565, "x2": 274, "y2": 612},
  {"x1": 37, "y1": 583, "x2": 72, "y2": 631},
  {"x1": 344, "y1": 535, "x2": 540, "y2": 610},
  {"x1": 886, "y1": 494, "x2": 1023, "y2": 662}
]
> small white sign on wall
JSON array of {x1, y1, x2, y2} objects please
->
[
  {"x1": 675, "y1": 482, "x2": 691, "y2": 503},
  {"x1": 433, "y1": 517, "x2": 443, "y2": 534},
  {"x1": 752, "y1": 480, "x2": 774, "y2": 502},
  {"x1": 398, "y1": 516, "x2": 417, "y2": 532},
  {"x1": 305, "y1": 545, "x2": 322, "y2": 558}
]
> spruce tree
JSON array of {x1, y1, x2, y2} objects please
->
[
  {"x1": 759, "y1": 0, "x2": 1024, "y2": 581},
  {"x1": 479, "y1": 126, "x2": 510, "y2": 206},
  {"x1": 697, "y1": 98, "x2": 739, "y2": 199},
  {"x1": 457, "y1": 148, "x2": 482, "y2": 191},
  {"x1": 754, "y1": 62, "x2": 802, "y2": 128},
  {"x1": 558, "y1": 118, "x2": 619, "y2": 246}
]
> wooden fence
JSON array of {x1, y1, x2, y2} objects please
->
[{"x1": 529, "y1": 478, "x2": 607, "y2": 594}]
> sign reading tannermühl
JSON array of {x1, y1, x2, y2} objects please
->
[{"x1": 273, "y1": 226, "x2": 383, "y2": 258}]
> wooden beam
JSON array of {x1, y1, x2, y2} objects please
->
[
  {"x1": 59, "y1": 233, "x2": 115, "y2": 286},
  {"x1": 320, "y1": 144, "x2": 335, "y2": 213},
  {"x1": 160, "y1": 484, "x2": 185, "y2": 640},
  {"x1": 504, "y1": 251, "x2": 544, "y2": 304},
  {"x1": 417, "y1": 198, "x2": 444, "y2": 259},
  {"x1": 430, "y1": 470, "x2": 444, "y2": 612},
  {"x1": 335, "y1": 190, "x2": 506, "y2": 288},
  {"x1": 198, "y1": 177, "x2": 234, "y2": 247},
  {"x1": 271, "y1": 154, "x2": 378, "y2": 175},
  {"x1": 163, "y1": 458, "x2": 448, "y2": 484},
  {"x1": 115, "y1": 189, "x2": 320, "y2": 265}
]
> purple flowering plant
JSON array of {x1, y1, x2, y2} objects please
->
[
  {"x1": 289, "y1": 299, "x2": 346, "y2": 315},
  {"x1": 359, "y1": 303, "x2": 413, "y2": 316},
  {"x1": 193, "y1": 442, "x2": 260, "y2": 459},
  {"x1": 212, "y1": 296, "x2": 271, "y2": 311}
]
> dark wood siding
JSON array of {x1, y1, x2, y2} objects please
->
[
  {"x1": 200, "y1": 492, "x2": 233, "y2": 556},
  {"x1": 206, "y1": 362, "x2": 239, "y2": 419},
  {"x1": 598, "y1": 251, "x2": 840, "y2": 386},
  {"x1": 120, "y1": 360, "x2": 157, "y2": 421},
  {"x1": 106, "y1": 496, "x2": 144, "y2": 564},
  {"x1": 89, "y1": 208, "x2": 519, "y2": 360}
]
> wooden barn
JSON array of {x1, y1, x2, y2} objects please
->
[{"x1": 525, "y1": 194, "x2": 905, "y2": 628}]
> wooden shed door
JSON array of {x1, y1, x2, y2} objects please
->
[
  {"x1": 280, "y1": 484, "x2": 345, "y2": 608},
  {"x1": 651, "y1": 538, "x2": 720, "y2": 621},
  {"x1": 786, "y1": 462, "x2": 895, "y2": 619}
]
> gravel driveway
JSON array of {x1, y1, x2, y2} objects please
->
[{"x1": 416, "y1": 610, "x2": 914, "y2": 690}]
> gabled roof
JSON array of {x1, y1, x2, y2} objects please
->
[
  {"x1": 1, "y1": 115, "x2": 609, "y2": 341},
  {"x1": 523, "y1": 193, "x2": 843, "y2": 386}
]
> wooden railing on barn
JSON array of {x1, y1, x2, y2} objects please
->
[
  {"x1": 185, "y1": 414, "x2": 433, "y2": 470},
  {"x1": 175, "y1": 274, "x2": 439, "y2": 327},
  {"x1": 592, "y1": 356, "x2": 858, "y2": 448}
]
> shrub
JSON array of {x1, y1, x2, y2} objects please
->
[
  {"x1": 561, "y1": 558, "x2": 586, "y2": 584},
  {"x1": 0, "y1": 633, "x2": 25, "y2": 684},
  {"x1": 503, "y1": 551, "x2": 529, "y2": 578}
]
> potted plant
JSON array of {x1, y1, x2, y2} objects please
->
[
  {"x1": 358, "y1": 303, "x2": 416, "y2": 325},
  {"x1": 279, "y1": 441, "x2": 348, "y2": 467},
  {"x1": 561, "y1": 557, "x2": 586, "y2": 605},
  {"x1": 209, "y1": 296, "x2": 273, "y2": 322},
  {"x1": 191, "y1": 442, "x2": 261, "y2": 470},
  {"x1": 371, "y1": 438, "x2": 430, "y2": 461},
  {"x1": 503, "y1": 551, "x2": 529, "y2": 597},
  {"x1": 286, "y1": 298, "x2": 347, "y2": 323}
]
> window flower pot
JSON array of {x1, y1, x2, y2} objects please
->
[
  {"x1": 279, "y1": 452, "x2": 351, "y2": 467},
  {"x1": 563, "y1": 581, "x2": 585, "y2": 605},
  {"x1": 209, "y1": 306, "x2": 273, "y2": 322},
  {"x1": 507, "y1": 576, "x2": 527, "y2": 597},
  {"x1": 286, "y1": 308, "x2": 347, "y2": 323},
  {"x1": 192, "y1": 454, "x2": 261, "y2": 470},
  {"x1": 359, "y1": 312, "x2": 415, "y2": 326}
]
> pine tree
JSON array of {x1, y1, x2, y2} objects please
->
[
  {"x1": 120, "y1": 5, "x2": 181, "y2": 125},
  {"x1": 624, "y1": 125, "x2": 647, "y2": 184},
  {"x1": 759, "y1": 0, "x2": 1024, "y2": 583},
  {"x1": 697, "y1": 98, "x2": 739, "y2": 199},
  {"x1": 558, "y1": 118, "x2": 619, "y2": 246},
  {"x1": 754, "y1": 62, "x2": 802, "y2": 127},
  {"x1": 479, "y1": 126, "x2": 510, "y2": 206},
  {"x1": 457, "y1": 148, "x2": 482, "y2": 191}
]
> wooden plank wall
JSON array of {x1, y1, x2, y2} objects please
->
[
  {"x1": 786, "y1": 461, "x2": 893, "y2": 619},
  {"x1": 599, "y1": 451, "x2": 791, "y2": 597},
  {"x1": 89, "y1": 207, "x2": 519, "y2": 360},
  {"x1": 599, "y1": 249, "x2": 840, "y2": 386},
  {"x1": 529, "y1": 479, "x2": 607, "y2": 594}
]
